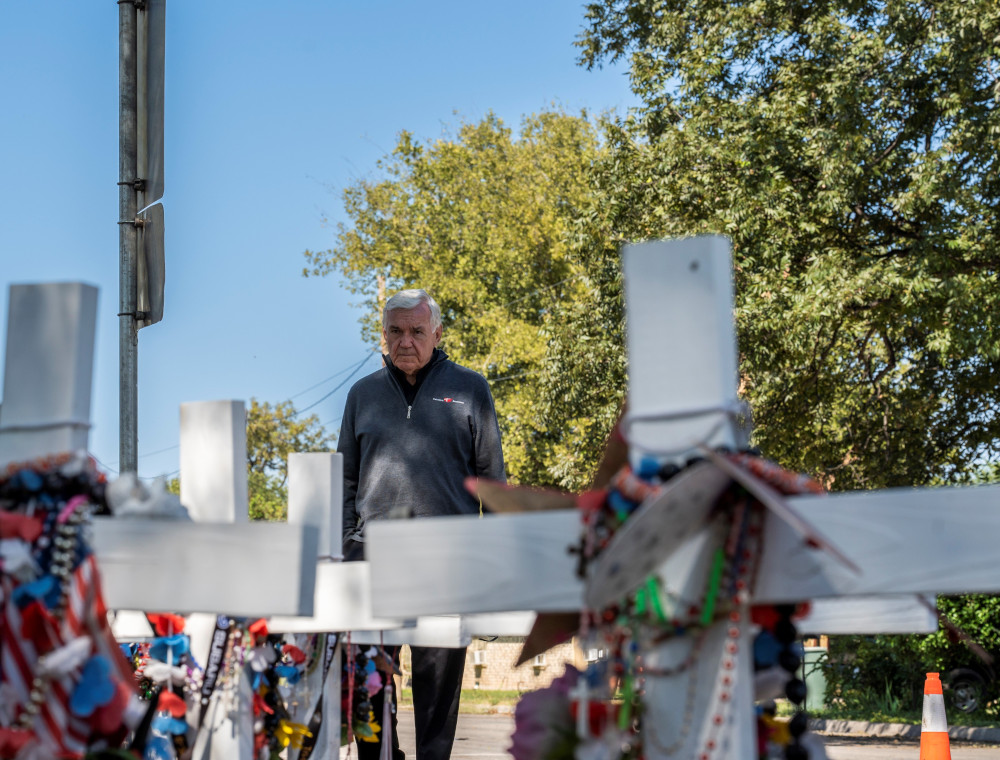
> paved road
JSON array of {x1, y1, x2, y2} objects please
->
[
  {"x1": 823, "y1": 736, "x2": 997, "y2": 759},
  {"x1": 385, "y1": 713, "x2": 999, "y2": 759}
]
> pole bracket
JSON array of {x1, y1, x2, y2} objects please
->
[{"x1": 117, "y1": 178, "x2": 146, "y2": 192}]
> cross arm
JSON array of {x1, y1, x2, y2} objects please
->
[{"x1": 92, "y1": 517, "x2": 318, "y2": 617}]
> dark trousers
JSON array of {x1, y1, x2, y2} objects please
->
[{"x1": 354, "y1": 646, "x2": 467, "y2": 760}]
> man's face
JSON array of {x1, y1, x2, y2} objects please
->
[{"x1": 383, "y1": 303, "x2": 442, "y2": 381}]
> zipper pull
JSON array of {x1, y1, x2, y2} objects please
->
[{"x1": 407, "y1": 405, "x2": 412, "y2": 419}]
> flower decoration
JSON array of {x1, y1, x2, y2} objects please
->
[
  {"x1": 70, "y1": 655, "x2": 117, "y2": 717},
  {"x1": 281, "y1": 644, "x2": 306, "y2": 664},
  {"x1": 11, "y1": 574, "x2": 60, "y2": 610},
  {"x1": 148, "y1": 633, "x2": 190, "y2": 665},
  {"x1": 274, "y1": 664, "x2": 302, "y2": 685},
  {"x1": 157, "y1": 690, "x2": 186, "y2": 718},
  {"x1": 151, "y1": 714, "x2": 188, "y2": 736},
  {"x1": 275, "y1": 719, "x2": 313, "y2": 749},
  {"x1": 340, "y1": 643, "x2": 395, "y2": 747},
  {"x1": 143, "y1": 659, "x2": 188, "y2": 687},
  {"x1": 510, "y1": 665, "x2": 578, "y2": 760},
  {"x1": 147, "y1": 613, "x2": 186, "y2": 636}
]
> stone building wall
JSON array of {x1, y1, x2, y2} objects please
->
[
  {"x1": 461, "y1": 636, "x2": 581, "y2": 692},
  {"x1": 397, "y1": 637, "x2": 583, "y2": 693}
]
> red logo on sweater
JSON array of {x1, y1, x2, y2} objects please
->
[{"x1": 432, "y1": 397, "x2": 466, "y2": 405}]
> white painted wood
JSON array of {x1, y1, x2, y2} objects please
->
[
  {"x1": 366, "y1": 511, "x2": 583, "y2": 618},
  {"x1": 181, "y1": 400, "x2": 253, "y2": 760},
  {"x1": 351, "y1": 615, "x2": 469, "y2": 648},
  {"x1": 93, "y1": 518, "x2": 318, "y2": 616},
  {"x1": 268, "y1": 561, "x2": 402, "y2": 633},
  {"x1": 108, "y1": 610, "x2": 155, "y2": 640},
  {"x1": 191, "y1": 670, "x2": 254, "y2": 760},
  {"x1": 800, "y1": 596, "x2": 937, "y2": 635},
  {"x1": 755, "y1": 485, "x2": 1000, "y2": 601},
  {"x1": 462, "y1": 612, "x2": 537, "y2": 637},
  {"x1": 179, "y1": 400, "x2": 248, "y2": 522},
  {"x1": 351, "y1": 612, "x2": 536, "y2": 645},
  {"x1": 654, "y1": 520, "x2": 939, "y2": 634},
  {"x1": 641, "y1": 616, "x2": 755, "y2": 760},
  {"x1": 288, "y1": 452, "x2": 343, "y2": 560},
  {"x1": 0, "y1": 283, "x2": 98, "y2": 467},
  {"x1": 622, "y1": 237, "x2": 740, "y2": 459}
]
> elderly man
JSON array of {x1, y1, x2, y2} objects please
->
[{"x1": 338, "y1": 288, "x2": 506, "y2": 760}]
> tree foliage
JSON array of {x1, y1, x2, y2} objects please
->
[
  {"x1": 246, "y1": 398, "x2": 333, "y2": 521},
  {"x1": 304, "y1": 111, "x2": 604, "y2": 486},
  {"x1": 572, "y1": 0, "x2": 1000, "y2": 489},
  {"x1": 826, "y1": 594, "x2": 1000, "y2": 713},
  {"x1": 306, "y1": 2, "x2": 998, "y2": 492}
]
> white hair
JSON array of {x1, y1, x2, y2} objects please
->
[{"x1": 382, "y1": 288, "x2": 442, "y2": 330}]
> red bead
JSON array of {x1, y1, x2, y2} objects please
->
[
  {"x1": 729, "y1": 611, "x2": 741, "y2": 622},
  {"x1": 706, "y1": 740, "x2": 716, "y2": 750},
  {"x1": 726, "y1": 642, "x2": 738, "y2": 654},
  {"x1": 720, "y1": 691, "x2": 730, "y2": 702},
  {"x1": 713, "y1": 714, "x2": 724, "y2": 724},
  {"x1": 728, "y1": 626, "x2": 740, "y2": 638}
]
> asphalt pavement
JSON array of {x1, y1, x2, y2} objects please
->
[{"x1": 378, "y1": 713, "x2": 1000, "y2": 759}]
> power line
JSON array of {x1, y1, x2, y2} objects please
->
[
  {"x1": 287, "y1": 358, "x2": 371, "y2": 401},
  {"x1": 295, "y1": 352, "x2": 376, "y2": 416}
]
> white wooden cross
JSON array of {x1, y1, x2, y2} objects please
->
[
  {"x1": 0, "y1": 283, "x2": 323, "y2": 759},
  {"x1": 0, "y1": 282, "x2": 319, "y2": 618},
  {"x1": 269, "y1": 454, "x2": 537, "y2": 646},
  {"x1": 362, "y1": 236, "x2": 1000, "y2": 759}
]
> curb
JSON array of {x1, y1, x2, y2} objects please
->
[{"x1": 810, "y1": 718, "x2": 1000, "y2": 743}]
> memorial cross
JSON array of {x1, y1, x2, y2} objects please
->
[
  {"x1": 363, "y1": 237, "x2": 1000, "y2": 759},
  {"x1": 0, "y1": 281, "x2": 319, "y2": 618},
  {"x1": 0, "y1": 283, "x2": 320, "y2": 758}
]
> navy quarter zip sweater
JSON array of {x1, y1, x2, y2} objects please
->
[{"x1": 339, "y1": 349, "x2": 506, "y2": 544}]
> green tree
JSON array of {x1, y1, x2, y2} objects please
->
[
  {"x1": 569, "y1": 0, "x2": 1000, "y2": 489},
  {"x1": 246, "y1": 398, "x2": 334, "y2": 521},
  {"x1": 304, "y1": 110, "x2": 603, "y2": 486},
  {"x1": 166, "y1": 399, "x2": 333, "y2": 519}
]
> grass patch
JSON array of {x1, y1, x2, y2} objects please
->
[
  {"x1": 775, "y1": 700, "x2": 1000, "y2": 729},
  {"x1": 396, "y1": 689, "x2": 522, "y2": 714}
]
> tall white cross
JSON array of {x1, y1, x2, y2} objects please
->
[{"x1": 362, "y1": 236, "x2": 1000, "y2": 759}]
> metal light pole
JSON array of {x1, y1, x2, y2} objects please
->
[
  {"x1": 118, "y1": 0, "x2": 165, "y2": 473},
  {"x1": 118, "y1": 1, "x2": 139, "y2": 473}
]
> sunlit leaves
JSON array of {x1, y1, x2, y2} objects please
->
[
  {"x1": 304, "y1": 111, "x2": 603, "y2": 486},
  {"x1": 246, "y1": 399, "x2": 333, "y2": 521},
  {"x1": 576, "y1": 0, "x2": 1000, "y2": 489}
]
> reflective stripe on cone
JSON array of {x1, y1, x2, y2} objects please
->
[{"x1": 920, "y1": 672, "x2": 951, "y2": 760}]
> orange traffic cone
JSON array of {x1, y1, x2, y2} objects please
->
[{"x1": 919, "y1": 672, "x2": 951, "y2": 760}]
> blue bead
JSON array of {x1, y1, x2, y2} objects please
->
[
  {"x1": 753, "y1": 630, "x2": 781, "y2": 669},
  {"x1": 636, "y1": 457, "x2": 661, "y2": 481},
  {"x1": 608, "y1": 490, "x2": 637, "y2": 518}
]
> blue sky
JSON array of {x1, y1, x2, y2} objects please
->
[{"x1": 0, "y1": 2, "x2": 634, "y2": 480}]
